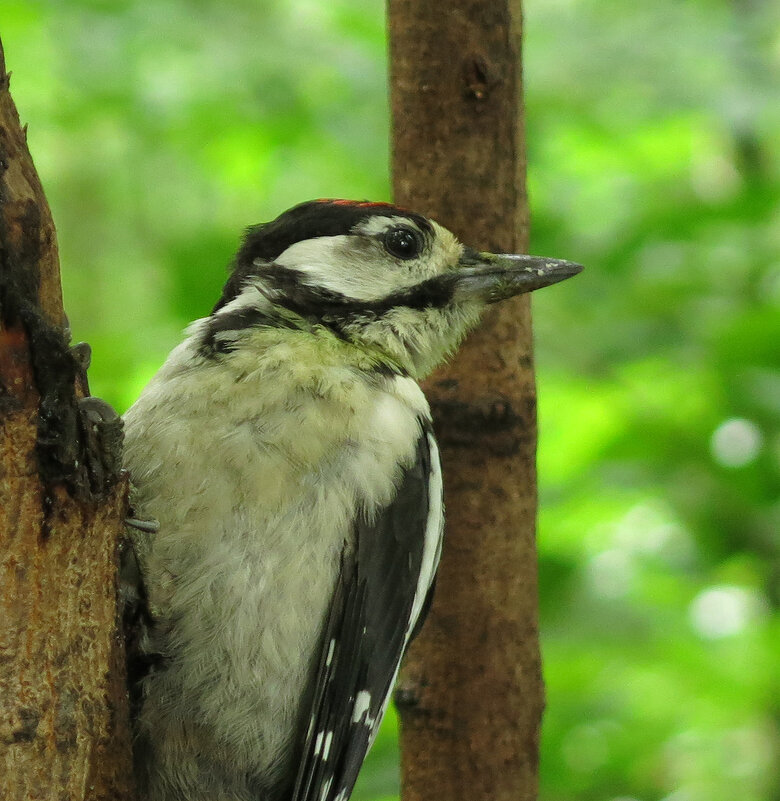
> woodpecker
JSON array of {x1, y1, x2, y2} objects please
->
[{"x1": 122, "y1": 199, "x2": 582, "y2": 801}]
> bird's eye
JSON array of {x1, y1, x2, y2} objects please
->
[{"x1": 384, "y1": 227, "x2": 422, "y2": 260}]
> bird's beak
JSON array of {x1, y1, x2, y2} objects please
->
[{"x1": 453, "y1": 249, "x2": 584, "y2": 304}]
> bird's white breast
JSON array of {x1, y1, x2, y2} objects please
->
[{"x1": 122, "y1": 331, "x2": 430, "y2": 786}]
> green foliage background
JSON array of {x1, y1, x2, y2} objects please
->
[{"x1": 3, "y1": 1, "x2": 778, "y2": 799}]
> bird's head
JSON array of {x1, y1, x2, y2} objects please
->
[{"x1": 199, "y1": 199, "x2": 582, "y2": 378}]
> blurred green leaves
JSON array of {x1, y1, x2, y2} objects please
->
[{"x1": 2, "y1": 0, "x2": 777, "y2": 799}]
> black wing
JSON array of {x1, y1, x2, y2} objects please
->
[{"x1": 291, "y1": 419, "x2": 443, "y2": 801}]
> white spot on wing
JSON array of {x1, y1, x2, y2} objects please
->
[
  {"x1": 314, "y1": 730, "x2": 324, "y2": 756},
  {"x1": 323, "y1": 731, "x2": 333, "y2": 760},
  {"x1": 352, "y1": 690, "x2": 373, "y2": 724},
  {"x1": 325, "y1": 638, "x2": 335, "y2": 668}
]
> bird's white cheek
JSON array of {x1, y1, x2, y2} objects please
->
[{"x1": 275, "y1": 236, "x2": 403, "y2": 301}]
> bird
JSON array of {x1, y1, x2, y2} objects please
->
[{"x1": 121, "y1": 198, "x2": 582, "y2": 801}]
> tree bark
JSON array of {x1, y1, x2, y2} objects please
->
[
  {"x1": 388, "y1": 2, "x2": 544, "y2": 800},
  {"x1": 0, "y1": 38, "x2": 135, "y2": 801}
]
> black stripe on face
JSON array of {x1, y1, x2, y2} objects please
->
[
  {"x1": 199, "y1": 267, "x2": 455, "y2": 363},
  {"x1": 212, "y1": 200, "x2": 434, "y2": 313},
  {"x1": 256, "y1": 266, "x2": 456, "y2": 323},
  {"x1": 199, "y1": 306, "x2": 296, "y2": 356}
]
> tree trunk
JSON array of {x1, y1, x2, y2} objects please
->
[
  {"x1": 0, "y1": 38, "x2": 135, "y2": 801},
  {"x1": 388, "y1": 2, "x2": 544, "y2": 800}
]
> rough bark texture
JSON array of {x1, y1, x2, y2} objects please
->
[
  {"x1": 388, "y1": 2, "x2": 544, "y2": 800},
  {"x1": 0, "y1": 39, "x2": 135, "y2": 801}
]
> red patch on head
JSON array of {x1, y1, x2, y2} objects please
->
[{"x1": 316, "y1": 198, "x2": 402, "y2": 211}]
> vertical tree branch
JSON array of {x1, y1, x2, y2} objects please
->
[
  {"x1": 388, "y1": 2, "x2": 544, "y2": 800},
  {"x1": 0, "y1": 38, "x2": 134, "y2": 801}
]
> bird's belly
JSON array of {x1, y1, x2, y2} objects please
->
[
  {"x1": 137, "y1": 481, "x2": 350, "y2": 781},
  {"x1": 124, "y1": 373, "x2": 428, "y2": 796}
]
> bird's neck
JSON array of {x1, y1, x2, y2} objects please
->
[{"x1": 339, "y1": 303, "x2": 484, "y2": 379}]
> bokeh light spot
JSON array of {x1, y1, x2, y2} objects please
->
[
  {"x1": 688, "y1": 585, "x2": 764, "y2": 639},
  {"x1": 710, "y1": 418, "x2": 762, "y2": 467}
]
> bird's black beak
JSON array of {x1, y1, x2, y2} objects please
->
[{"x1": 453, "y1": 248, "x2": 583, "y2": 303}]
